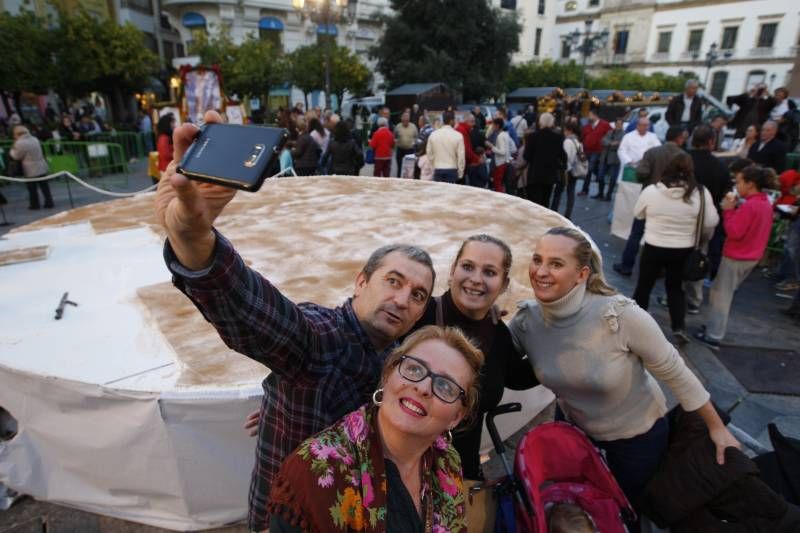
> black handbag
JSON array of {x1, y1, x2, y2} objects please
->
[
  {"x1": 683, "y1": 184, "x2": 710, "y2": 281},
  {"x1": 5, "y1": 155, "x2": 22, "y2": 177}
]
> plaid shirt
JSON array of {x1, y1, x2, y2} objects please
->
[{"x1": 165, "y1": 232, "x2": 390, "y2": 531}]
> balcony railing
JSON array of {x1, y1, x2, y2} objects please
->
[
  {"x1": 650, "y1": 52, "x2": 670, "y2": 62},
  {"x1": 610, "y1": 53, "x2": 628, "y2": 65},
  {"x1": 749, "y1": 47, "x2": 774, "y2": 57}
]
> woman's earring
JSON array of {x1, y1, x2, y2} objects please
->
[
  {"x1": 445, "y1": 429, "x2": 453, "y2": 443},
  {"x1": 372, "y1": 388, "x2": 384, "y2": 406}
]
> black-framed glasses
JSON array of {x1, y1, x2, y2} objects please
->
[{"x1": 397, "y1": 355, "x2": 466, "y2": 405}]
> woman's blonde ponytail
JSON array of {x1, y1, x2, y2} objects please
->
[{"x1": 587, "y1": 248, "x2": 617, "y2": 296}]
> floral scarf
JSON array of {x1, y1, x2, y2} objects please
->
[{"x1": 267, "y1": 404, "x2": 467, "y2": 532}]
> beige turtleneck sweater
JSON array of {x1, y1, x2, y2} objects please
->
[{"x1": 508, "y1": 283, "x2": 709, "y2": 441}]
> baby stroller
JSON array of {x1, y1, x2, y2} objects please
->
[{"x1": 487, "y1": 406, "x2": 636, "y2": 532}]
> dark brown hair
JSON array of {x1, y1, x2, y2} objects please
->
[
  {"x1": 452, "y1": 234, "x2": 513, "y2": 282},
  {"x1": 660, "y1": 152, "x2": 697, "y2": 202},
  {"x1": 361, "y1": 244, "x2": 435, "y2": 290},
  {"x1": 739, "y1": 164, "x2": 778, "y2": 191}
]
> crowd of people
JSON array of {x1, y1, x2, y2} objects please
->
[
  {"x1": 0, "y1": 98, "x2": 118, "y2": 146},
  {"x1": 1, "y1": 98, "x2": 152, "y2": 207},
  {"x1": 608, "y1": 80, "x2": 800, "y2": 342},
  {"x1": 146, "y1": 98, "x2": 800, "y2": 533}
]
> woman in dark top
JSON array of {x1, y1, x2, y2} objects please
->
[
  {"x1": 321, "y1": 120, "x2": 363, "y2": 175},
  {"x1": 411, "y1": 234, "x2": 539, "y2": 530},
  {"x1": 291, "y1": 119, "x2": 321, "y2": 176},
  {"x1": 524, "y1": 112, "x2": 567, "y2": 209},
  {"x1": 58, "y1": 115, "x2": 81, "y2": 141}
]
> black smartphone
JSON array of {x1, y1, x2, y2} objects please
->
[{"x1": 177, "y1": 123, "x2": 289, "y2": 192}]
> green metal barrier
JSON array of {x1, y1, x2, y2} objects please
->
[
  {"x1": 787, "y1": 152, "x2": 800, "y2": 172},
  {"x1": 766, "y1": 218, "x2": 789, "y2": 256},
  {"x1": 0, "y1": 139, "x2": 128, "y2": 181},
  {"x1": 86, "y1": 131, "x2": 149, "y2": 160}
]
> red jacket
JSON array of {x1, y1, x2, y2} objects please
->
[
  {"x1": 157, "y1": 133, "x2": 173, "y2": 172},
  {"x1": 368, "y1": 127, "x2": 394, "y2": 159},
  {"x1": 722, "y1": 192, "x2": 773, "y2": 261},
  {"x1": 777, "y1": 169, "x2": 800, "y2": 205},
  {"x1": 582, "y1": 119, "x2": 611, "y2": 154},
  {"x1": 455, "y1": 122, "x2": 481, "y2": 166}
]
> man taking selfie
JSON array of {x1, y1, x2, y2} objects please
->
[{"x1": 155, "y1": 111, "x2": 435, "y2": 531}]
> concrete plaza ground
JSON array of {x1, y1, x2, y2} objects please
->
[{"x1": 1, "y1": 164, "x2": 798, "y2": 532}]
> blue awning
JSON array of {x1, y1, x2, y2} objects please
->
[
  {"x1": 259, "y1": 17, "x2": 284, "y2": 31},
  {"x1": 316, "y1": 23, "x2": 338, "y2": 36},
  {"x1": 182, "y1": 12, "x2": 206, "y2": 28}
]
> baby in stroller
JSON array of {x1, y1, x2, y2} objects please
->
[
  {"x1": 514, "y1": 421, "x2": 636, "y2": 533},
  {"x1": 547, "y1": 502, "x2": 597, "y2": 532}
]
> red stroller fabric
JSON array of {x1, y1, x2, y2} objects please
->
[{"x1": 514, "y1": 421, "x2": 635, "y2": 532}]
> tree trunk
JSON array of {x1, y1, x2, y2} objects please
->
[
  {"x1": 0, "y1": 92, "x2": 15, "y2": 119},
  {"x1": 111, "y1": 87, "x2": 125, "y2": 125},
  {"x1": 10, "y1": 91, "x2": 22, "y2": 118}
]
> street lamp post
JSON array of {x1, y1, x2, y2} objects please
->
[
  {"x1": 562, "y1": 19, "x2": 610, "y2": 88},
  {"x1": 292, "y1": 0, "x2": 355, "y2": 110},
  {"x1": 693, "y1": 42, "x2": 733, "y2": 90}
]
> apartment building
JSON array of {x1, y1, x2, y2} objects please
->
[{"x1": 553, "y1": 0, "x2": 798, "y2": 99}]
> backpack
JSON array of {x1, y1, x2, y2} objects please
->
[{"x1": 570, "y1": 138, "x2": 589, "y2": 177}]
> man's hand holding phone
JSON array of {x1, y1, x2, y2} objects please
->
[{"x1": 155, "y1": 111, "x2": 236, "y2": 271}]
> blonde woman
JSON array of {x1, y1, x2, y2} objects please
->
[
  {"x1": 509, "y1": 227, "x2": 739, "y2": 517},
  {"x1": 267, "y1": 326, "x2": 483, "y2": 532}
]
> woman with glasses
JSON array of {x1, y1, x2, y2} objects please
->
[
  {"x1": 267, "y1": 325, "x2": 482, "y2": 532},
  {"x1": 412, "y1": 234, "x2": 539, "y2": 531}
]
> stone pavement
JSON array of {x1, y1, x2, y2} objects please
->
[{"x1": 1, "y1": 168, "x2": 798, "y2": 531}]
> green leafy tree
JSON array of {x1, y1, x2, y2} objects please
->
[
  {"x1": 224, "y1": 35, "x2": 286, "y2": 100},
  {"x1": 505, "y1": 60, "x2": 584, "y2": 91},
  {"x1": 372, "y1": 0, "x2": 521, "y2": 101},
  {"x1": 51, "y1": 7, "x2": 157, "y2": 107},
  {"x1": 329, "y1": 46, "x2": 372, "y2": 105},
  {"x1": 51, "y1": 8, "x2": 103, "y2": 98},
  {"x1": 286, "y1": 43, "x2": 371, "y2": 109},
  {"x1": 0, "y1": 6, "x2": 156, "y2": 119},
  {"x1": 96, "y1": 21, "x2": 160, "y2": 93},
  {"x1": 188, "y1": 26, "x2": 237, "y2": 71},
  {"x1": 0, "y1": 10, "x2": 54, "y2": 94},
  {"x1": 589, "y1": 69, "x2": 698, "y2": 92},
  {"x1": 0, "y1": 9, "x2": 54, "y2": 112},
  {"x1": 506, "y1": 60, "x2": 699, "y2": 94},
  {"x1": 286, "y1": 44, "x2": 324, "y2": 109}
]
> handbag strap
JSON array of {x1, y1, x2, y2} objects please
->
[{"x1": 693, "y1": 184, "x2": 705, "y2": 249}]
